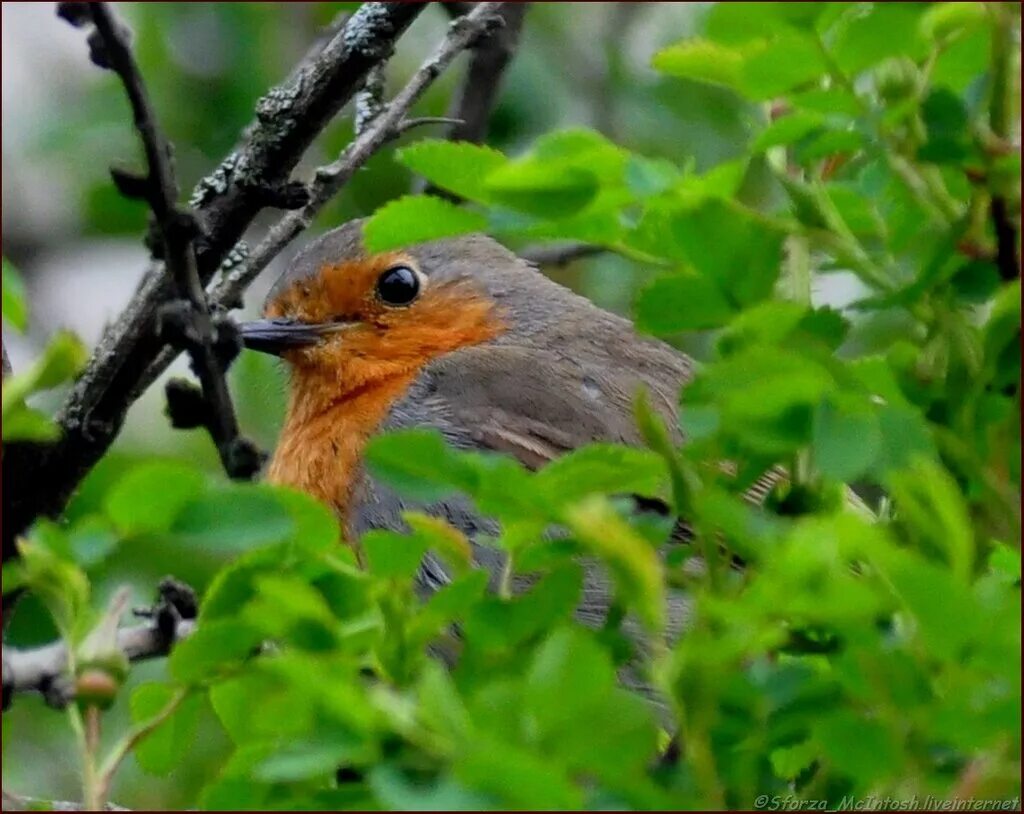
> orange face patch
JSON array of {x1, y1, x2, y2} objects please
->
[
  {"x1": 263, "y1": 250, "x2": 507, "y2": 525},
  {"x1": 265, "y1": 251, "x2": 506, "y2": 410}
]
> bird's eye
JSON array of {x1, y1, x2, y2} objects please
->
[{"x1": 375, "y1": 265, "x2": 420, "y2": 306}]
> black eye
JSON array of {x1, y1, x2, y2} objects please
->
[{"x1": 375, "y1": 265, "x2": 420, "y2": 306}]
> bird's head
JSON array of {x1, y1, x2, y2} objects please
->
[{"x1": 240, "y1": 221, "x2": 510, "y2": 410}]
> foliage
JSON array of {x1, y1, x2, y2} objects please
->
[{"x1": 4, "y1": 2, "x2": 1020, "y2": 810}]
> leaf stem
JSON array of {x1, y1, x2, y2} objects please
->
[{"x1": 95, "y1": 688, "x2": 189, "y2": 803}]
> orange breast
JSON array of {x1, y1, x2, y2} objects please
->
[{"x1": 266, "y1": 371, "x2": 417, "y2": 533}]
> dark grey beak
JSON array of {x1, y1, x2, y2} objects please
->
[{"x1": 239, "y1": 318, "x2": 335, "y2": 356}]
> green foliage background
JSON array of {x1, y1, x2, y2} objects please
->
[{"x1": 2, "y1": 2, "x2": 1020, "y2": 810}]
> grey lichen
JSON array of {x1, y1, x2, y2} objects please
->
[
  {"x1": 189, "y1": 151, "x2": 242, "y2": 208},
  {"x1": 218, "y1": 241, "x2": 250, "y2": 273},
  {"x1": 255, "y1": 71, "x2": 306, "y2": 125},
  {"x1": 342, "y1": 3, "x2": 396, "y2": 59}
]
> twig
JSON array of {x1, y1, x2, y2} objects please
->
[
  {"x1": 2, "y1": 3, "x2": 426, "y2": 559},
  {"x1": 417, "y1": 2, "x2": 527, "y2": 199},
  {"x1": 441, "y1": 3, "x2": 527, "y2": 144},
  {"x1": 96, "y1": 688, "x2": 189, "y2": 801},
  {"x1": 1, "y1": 790, "x2": 128, "y2": 812},
  {"x1": 520, "y1": 241, "x2": 606, "y2": 267},
  {"x1": 988, "y1": 4, "x2": 1020, "y2": 281},
  {"x1": 86, "y1": 4, "x2": 259, "y2": 480},
  {"x1": 206, "y1": 2, "x2": 507, "y2": 314},
  {"x1": 3, "y1": 578, "x2": 197, "y2": 708},
  {"x1": 1, "y1": 618, "x2": 195, "y2": 707}
]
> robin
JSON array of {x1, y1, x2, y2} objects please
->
[{"x1": 239, "y1": 220, "x2": 773, "y2": 634}]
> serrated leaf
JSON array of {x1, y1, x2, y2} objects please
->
[
  {"x1": 752, "y1": 111, "x2": 825, "y2": 151},
  {"x1": 534, "y1": 443, "x2": 668, "y2": 504},
  {"x1": 812, "y1": 397, "x2": 882, "y2": 482},
  {"x1": 365, "y1": 429, "x2": 475, "y2": 503},
  {"x1": 171, "y1": 486, "x2": 295, "y2": 551},
  {"x1": 130, "y1": 684, "x2": 201, "y2": 776},
  {"x1": 652, "y1": 39, "x2": 743, "y2": 88},
  {"x1": 397, "y1": 140, "x2": 508, "y2": 202},
  {"x1": 363, "y1": 195, "x2": 487, "y2": 253},
  {"x1": 484, "y1": 160, "x2": 599, "y2": 219},
  {"x1": 105, "y1": 461, "x2": 207, "y2": 536},
  {"x1": 635, "y1": 272, "x2": 736, "y2": 334}
]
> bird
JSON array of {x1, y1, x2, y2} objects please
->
[{"x1": 239, "y1": 220, "x2": 775, "y2": 643}]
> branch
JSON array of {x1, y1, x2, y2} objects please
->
[
  {"x1": 205, "y1": 2, "x2": 507, "y2": 315},
  {"x1": 2, "y1": 791, "x2": 127, "y2": 812},
  {"x1": 85, "y1": 4, "x2": 260, "y2": 480},
  {"x1": 520, "y1": 241, "x2": 606, "y2": 267},
  {"x1": 417, "y1": 2, "x2": 528, "y2": 199},
  {"x1": 2, "y1": 3, "x2": 426, "y2": 560},
  {"x1": 2, "y1": 578, "x2": 196, "y2": 709},
  {"x1": 441, "y1": 2, "x2": 528, "y2": 144}
]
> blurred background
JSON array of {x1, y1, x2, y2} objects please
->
[{"x1": 1, "y1": 2, "x2": 841, "y2": 806}]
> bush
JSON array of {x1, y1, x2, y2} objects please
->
[{"x1": 3, "y1": 2, "x2": 1020, "y2": 810}]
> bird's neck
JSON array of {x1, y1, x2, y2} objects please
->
[{"x1": 266, "y1": 370, "x2": 416, "y2": 530}]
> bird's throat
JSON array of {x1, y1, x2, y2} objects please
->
[{"x1": 265, "y1": 371, "x2": 417, "y2": 533}]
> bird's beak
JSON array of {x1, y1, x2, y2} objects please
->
[{"x1": 239, "y1": 318, "x2": 342, "y2": 356}]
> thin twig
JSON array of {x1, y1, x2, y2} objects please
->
[
  {"x1": 988, "y1": 4, "x2": 1020, "y2": 281},
  {"x1": 418, "y1": 3, "x2": 527, "y2": 199},
  {"x1": 207, "y1": 2, "x2": 507, "y2": 314},
  {"x1": 519, "y1": 241, "x2": 606, "y2": 267},
  {"x1": 96, "y1": 687, "x2": 189, "y2": 800},
  {"x1": 87, "y1": 4, "x2": 259, "y2": 480},
  {"x1": 1, "y1": 619, "x2": 195, "y2": 707},
  {"x1": 3, "y1": 3, "x2": 426, "y2": 558},
  {"x1": 441, "y1": 3, "x2": 527, "y2": 144}
]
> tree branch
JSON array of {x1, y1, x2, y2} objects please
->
[
  {"x1": 520, "y1": 241, "x2": 606, "y2": 267},
  {"x1": 86, "y1": 3, "x2": 260, "y2": 480},
  {"x1": 205, "y1": 2, "x2": 507, "y2": 316},
  {"x1": 2, "y1": 2, "x2": 426, "y2": 560},
  {"x1": 417, "y1": 2, "x2": 528, "y2": 199},
  {"x1": 2, "y1": 578, "x2": 196, "y2": 709},
  {"x1": 441, "y1": 2, "x2": 528, "y2": 145}
]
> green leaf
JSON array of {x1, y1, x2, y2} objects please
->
[
  {"x1": 485, "y1": 161, "x2": 599, "y2": 219},
  {"x1": 871, "y1": 405, "x2": 937, "y2": 476},
  {"x1": 666, "y1": 200, "x2": 785, "y2": 308},
  {"x1": 919, "y1": 2, "x2": 987, "y2": 43},
  {"x1": 564, "y1": 497, "x2": 664, "y2": 631},
  {"x1": 1, "y1": 331, "x2": 87, "y2": 419},
  {"x1": 169, "y1": 619, "x2": 263, "y2": 684},
  {"x1": 170, "y1": 486, "x2": 295, "y2": 551},
  {"x1": 635, "y1": 272, "x2": 736, "y2": 334},
  {"x1": 396, "y1": 140, "x2": 508, "y2": 202},
  {"x1": 887, "y1": 458, "x2": 975, "y2": 582},
  {"x1": 751, "y1": 111, "x2": 824, "y2": 151},
  {"x1": 253, "y1": 732, "x2": 368, "y2": 783},
  {"x1": 130, "y1": 684, "x2": 201, "y2": 776},
  {"x1": 105, "y1": 461, "x2": 207, "y2": 536},
  {"x1": 364, "y1": 429, "x2": 474, "y2": 503},
  {"x1": 740, "y1": 33, "x2": 827, "y2": 99},
  {"x1": 652, "y1": 39, "x2": 743, "y2": 88},
  {"x1": 362, "y1": 529, "x2": 428, "y2": 580},
  {"x1": 832, "y1": 3, "x2": 929, "y2": 75},
  {"x1": 2, "y1": 257, "x2": 27, "y2": 331},
  {"x1": 815, "y1": 711, "x2": 901, "y2": 781},
  {"x1": 2, "y1": 404, "x2": 59, "y2": 442},
  {"x1": 403, "y1": 512, "x2": 473, "y2": 576},
  {"x1": 525, "y1": 627, "x2": 616, "y2": 732},
  {"x1": 812, "y1": 397, "x2": 882, "y2": 482},
  {"x1": 363, "y1": 196, "x2": 487, "y2": 253},
  {"x1": 16, "y1": 530, "x2": 90, "y2": 639},
  {"x1": 534, "y1": 443, "x2": 668, "y2": 504}
]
